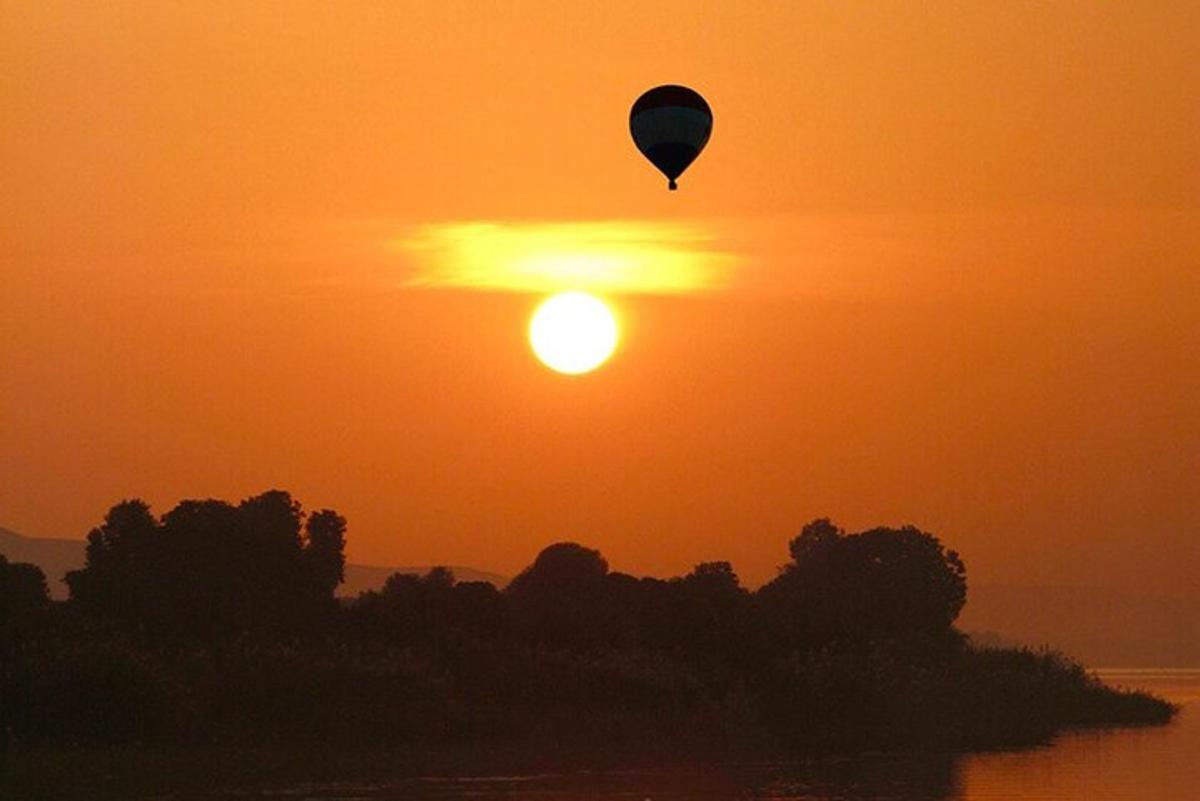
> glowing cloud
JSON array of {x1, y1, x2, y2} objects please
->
[{"x1": 395, "y1": 221, "x2": 736, "y2": 294}]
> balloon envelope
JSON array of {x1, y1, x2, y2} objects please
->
[{"x1": 629, "y1": 85, "x2": 712, "y2": 190}]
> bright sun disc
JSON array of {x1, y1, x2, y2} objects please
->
[{"x1": 529, "y1": 291, "x2": 619, "y2": 375}]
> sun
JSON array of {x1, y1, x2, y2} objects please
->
[{"x1": 529, "y1": 291, "x2": 619, "y2": 375}]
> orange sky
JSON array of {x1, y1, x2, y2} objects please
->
[{"x1": 2, "y1": 2, "x2": 1197, "y2": 598}]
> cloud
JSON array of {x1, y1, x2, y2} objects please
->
[{"x1": 392, "y1": 220, "x2": 738, "y2": 295}]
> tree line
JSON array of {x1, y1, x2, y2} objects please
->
[{"x1": 0, "y1": 491, "x2": 1174, "y2": 753}]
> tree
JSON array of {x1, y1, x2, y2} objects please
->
[
  {"x1": 833, "y1": 526, "x2": 966, "y2": 637},
  {"x1": 667, "y1": 561, "x2": 751, "y2": 661},
  {"x1": 65, "y1": 491, "x2": 347, "y2": 640},
  {"x1": 788, "y1": 518, "x2": 842, "y2": 564},
  {"x1": 507, "y1": 542, "x2": 609, "y2": 596},
  {"x1": 65, "y1": 499, "x2": 159, "y2": 620},
  {"x1": 304, "y1": 509, "x2": 347, "y2": 596},
  {"x1": 758, "y1": 520, "x2": 967, "y2": 649},
  {"x1": 350, "y1": 567, "x2": 507, "y2": 647},
  {"x1": 0, "y1": 555, "x2": 49, "y2": 620},
  {"x1": 506, "y1": 542, "x2": 611, "y2": 648},
  {"x1": 158, "y1": 498, "x2": 244, "y2": 637},
  {"x1": 423, "y1": 565, "x2": 456, "y2": 592}
]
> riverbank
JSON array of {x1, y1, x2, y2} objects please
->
[{"x1": 1, "y1": 660, "x2": 1176, "y2": 801}]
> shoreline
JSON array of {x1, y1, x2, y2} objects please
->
[{"x1": 1, "y1": 705, "x2": 1178, "y2": 801}]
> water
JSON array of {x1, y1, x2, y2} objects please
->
[
  {"x1": 960, "y1": 669, "x2": 1200, "y2": 801},
  {"x1": 219, "y1": 669, "x2": 1200, "y2": 800}
]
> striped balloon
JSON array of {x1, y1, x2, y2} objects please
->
[{"x1": 629, "y1": 85, "x2": 712, "y2": 191}]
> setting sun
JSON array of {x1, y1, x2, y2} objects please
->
[{"x1": 529, "y1": 291, "x2": 619, "y2": 375}]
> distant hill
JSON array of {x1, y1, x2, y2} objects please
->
[
  {"x1": 0, "y1": 527, "x2": 84, "y2": 598},
  {"x1": 960, "y1": 583, "x2": 1199, "y2": 668},
  {"x1": 0, "y1": 526, "x2": 507, "y2": 599}
]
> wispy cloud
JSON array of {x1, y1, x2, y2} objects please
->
[{"x1": 392, "y1": 220, "x2": 738, "y2": 295}]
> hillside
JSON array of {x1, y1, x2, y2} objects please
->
[{"x1": 0, "y1": 527, "x2": 83, "y2": 598}]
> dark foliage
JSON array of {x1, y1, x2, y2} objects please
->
[
  {"x1": 758, "y1": 518, "x2": 967, "y2": 650},
  {"x1": 63, "y1": 491, "x2": 343, "y2": 640},
  {"x1": 0, "y1": 555, "x2": 49, "y2": 622},
  {"x1": 0, "y1": 497, "x2": 1175, "y2": 755}
]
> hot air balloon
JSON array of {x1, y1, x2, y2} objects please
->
[{"x1": 629, "y1": 85, "x2": 712, "y2": 191}]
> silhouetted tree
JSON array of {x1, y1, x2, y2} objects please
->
[
  {"x1": 507, "y1": 542, "x2": 608, "y2": 593},
  {"x1": 64, "y1": 491, "x2": 346, "y2": 640},
  {"x1": 350, "y1": 571, "x2": 433, "y2": 644},
  {"x1": 832, "y1": 526, "x2": 966, "y2": 638},
  {"x1": 350, "y1": 567, "x2": 507, "y2": 648},
  {"x1": 0, "y1": 555, "x2": 49, "y2": 620},
  {"x1": 506, "y1": 542, "x2": 612, "y2": 649},
  {"x1": 234, "y1": 491, "x2": 310, "y2": 631},
  {"x1": 64, "y1": 499, "x2": 159, "y2": 622},
  {"x1": 422, "y1": 565, "x2": 456, "y2": 591},
  {"x1": 445, "y1": 579, "x2": 507, "y2": 643},
  {"x1": 304, "y1": 509, "x2": 347, "y2": 597},
  {"x1": 683, "y1": 560, "x2": 742, "y2": 597},
  {"x1": 759, "y1": 519, "x2": 966, "y2": 649},
  {"x1": 788, "y1": 517, "x2": 842, "y2": 564},
  {"x1": 671, "y1": 561, "x2": 751, "y2": 661}
]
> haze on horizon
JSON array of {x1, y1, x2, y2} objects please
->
[{"x1": 2, "y1": 2, "x2": 1197, "y2": 603}]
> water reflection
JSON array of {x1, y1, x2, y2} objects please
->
[
  {"x1": 258, "y1": 756, "x2": 961, "y2": 801},
  {"x1": 748, "y1": 753, "x2": 962, "y2": 800},
  {"x1": 961, "y1": 669, "x2": 1199, "y2": 801}
]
